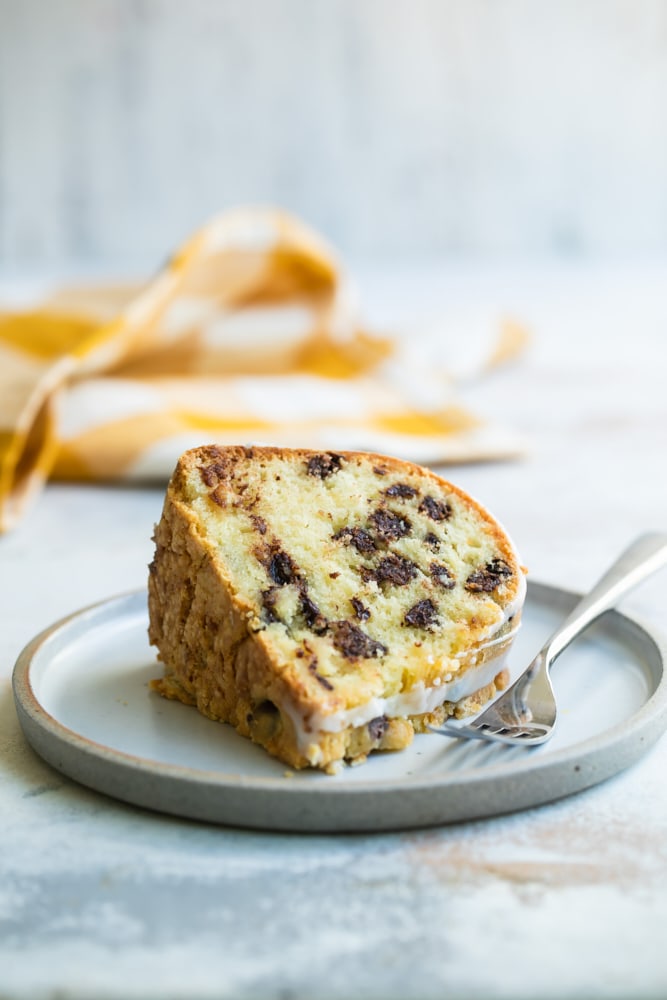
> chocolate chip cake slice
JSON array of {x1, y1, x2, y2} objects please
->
[{"x1": 148, "y1": 445, "x2": 526, "y2": 771}]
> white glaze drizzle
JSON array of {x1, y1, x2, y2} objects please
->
[{"x1": 280, "y1": 635, "x2": 516, "y2": 755}]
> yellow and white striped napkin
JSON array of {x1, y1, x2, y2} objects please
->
[{"x1": 0, "y1": 207, "x2": 528, "y2": 533}]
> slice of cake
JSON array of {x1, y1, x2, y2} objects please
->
[{"x1": 148, "y1": 445, "x2": 526, "y2": 771}]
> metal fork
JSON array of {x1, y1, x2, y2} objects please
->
[{"x1": 429, "y1": 532, "x2": 667, "y2": 746}]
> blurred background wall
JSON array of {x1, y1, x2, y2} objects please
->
[{"x1": 1, "y1": 0, "x2": 667, "y2": 271}]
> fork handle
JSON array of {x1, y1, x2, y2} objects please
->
[{"x1": 546, "y1": 532, "x2": 667, "y2": 664}]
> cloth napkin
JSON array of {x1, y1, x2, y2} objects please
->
[{"x1": 0, "y1": 207, "x2": 529, "y2": 533}]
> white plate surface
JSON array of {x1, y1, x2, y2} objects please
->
[{"x1": 12, "y1": 582, "x2": 667, "y2": 831}]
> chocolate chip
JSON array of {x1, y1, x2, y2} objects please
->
[
  {"x1": 404, "y1": 599, "x2": 439, "y2": 629},
  {"x1": 419, "y1": 496, "x2": 452, "y2": 522},
  {"x1": 383, "y1": 482, "x2": 418, "y2": 499},
  {"x1": 368, "y1": 716, "x2": 389, "y2": 741},
  {"x1": 267, "y1": 547, "x2": 298, "y2": 586},
  {"x1": 366, "y1": 554, "x2": 417, "y2": 587},
  {"x1": 424, "y1": 532, "x2": 441, "y2": 551},
  {"x1": 331, "y1": 621, "x2": 387, "y2": 660},
  {"x1": 308, "y1": 659, "x2": 335, "y2": 690},
  {"x1": 351, "y1": 597, "x2": 370, "y2": 621},
  {"x1": 465, "y1": 558, "x2": 513, "y2": 593},
  {"x1": 300, "y1": 593, "x2": 328, "y2": 634},
  {"x1": 333, "y1": 526, "x2": 376, "y2": 554},
  {"x1": 251, "y1": 514, "x2": 268, "y2": 535},
  {"x1": 306, "y1": 453, "x2": 343, "y2": 479},
  {"x1": 373, "y1": 466, "x2": 388, "y2": 476},
  {"x1": 430, "y1": 562, "x2": 455, "y2": 589},
  {"x1": 370, "y1": 507, "x2": 411, "y2": 541},
  {"x1": 261, "y1": 587, "x2": 280, "y2": 622}
]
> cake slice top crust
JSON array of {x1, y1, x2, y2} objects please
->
[{"x1": 164, "y1": 445, "x2": 525, "y2": 717}]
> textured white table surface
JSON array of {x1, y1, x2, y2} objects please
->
[{"x1": 2, "y1": 262, "x2": 667, "y2": 1000}]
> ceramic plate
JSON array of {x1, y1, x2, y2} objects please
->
[{"x1": 12, "y1": 582, "x2": 667, "y2": 832}]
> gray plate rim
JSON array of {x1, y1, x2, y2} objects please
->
[{"x1": 11, "y1": 581, "x2": 667, "y2": 832}]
